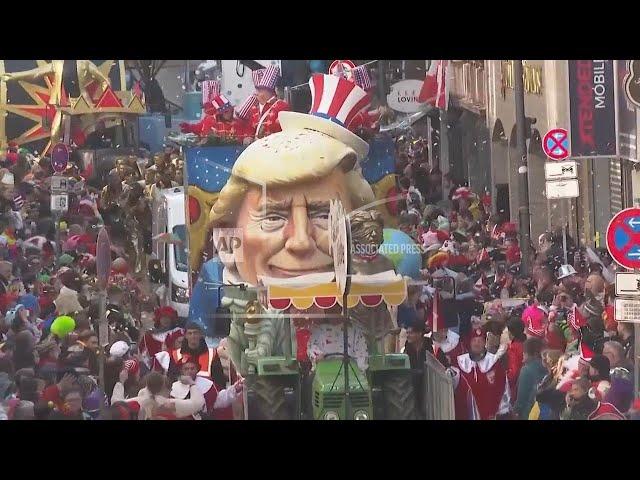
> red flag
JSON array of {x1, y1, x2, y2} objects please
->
[
  {"x1": 579, "y1": 337, "x2": 595, "y2": 362},
  {"x1": 428, "y1": 288, "x2": 443, "y2": 332},
  {"x1": 418, "y1": 60, "x2": 449, "y2": 110},
  {"x1": 567, "y1": 303, "x2": 587, "y2": 332}
]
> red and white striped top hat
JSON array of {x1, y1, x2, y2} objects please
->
[
  {"x1": 279, "y1": 73, "x2": 371, "y2": 159},
  {"x1": 252, "y1": 65, "x2": 280, "y2": 91},
  {"x1": 235, "y1": 94, "x2": 258, "y2": 120},
  {"x1": 204, "y1": 94, "x2": 233, "y2": 116},
  {"x1": 201, "y1": 80, "x2": 221, "y2": 106}
]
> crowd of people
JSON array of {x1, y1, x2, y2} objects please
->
[
  {"x1": 1, "y1": 58, "x2": 639, "y2": 420},
  {"x1": 0, "y1": 137, "x2": 243, "y2": 420},
  {"x1": 394, "y1": 133, "x2": 637, "y2": 420}
]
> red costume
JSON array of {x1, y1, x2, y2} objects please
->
[
  {"x1": 248, "y1": 96, "x2": 290, "y2": 139},
  {"x1": 588, "y1": 401, "x2": 626, "y2": 420},
  {"x1": 180, "y1": 92, "x2": 251, "y2": 142},
  {"x1": 451, "y1": 329, "x2": 511, "y2": 420},
  {"x1": 506, "y1": 340, "x2": 524, "y2": 401},
  {"x1": 235, "y1": 65, "x2": 289, "y2": 140},
  {"x1": 140, "y1": 307, "x2": 184, "y2": 363}
]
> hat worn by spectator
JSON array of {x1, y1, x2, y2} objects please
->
[
  {"x1": 153, "y1": 306, "x2": 178, "y2": 327},
  {"x1": 58, "y1": 253, "x2": 75, "y2": 267},
  {"x1": 123, "y1": 358, "x2": 140, "y2": 376},
  {"x1": 5, "y1": 304, "x2": 26, "y2": 326},
  {"x1": 522, "y1": 305, "x2": 546, "y2": 338},
  {"x1": 185, "y1": 321, "x2": 203, "y2": 332},
  {"x1": 109, "y1": 341, "x2": 130, "y2": 358}
]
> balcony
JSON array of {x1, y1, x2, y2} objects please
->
[{"x1": 450, "y1": 60, "x2": 486, "y2": 115}]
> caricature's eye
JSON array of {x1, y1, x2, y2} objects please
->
[
  {"x1": 261, "y1": 215, "x2": 287, "y2": 231},
  {"x1": 311, "y1": 212, "x2": 329, "y2": 229}
]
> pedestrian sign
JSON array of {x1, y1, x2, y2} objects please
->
[
  {"x1": 542, "y1": 128, "x2": 570, "y2": 161},
  {"x1": 606, "y1": 207, "x2": 640, "y2": 269}
]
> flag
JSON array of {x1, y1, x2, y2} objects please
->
[
  {"x1": 428, "y1": 288, "x2": 443, "y2": 332},
  {"x1": 418, "y1": 60, "x2": 450, "y2": 110},
  {"x1": 567, "y1": 303, "x2": 587, "y2": 332},
  {"x1": 352, "y1": 65, "x2": 373, "y2": 91},
  {"x1": 201, "y1": 80, "x2": 220, "y2": 106}
]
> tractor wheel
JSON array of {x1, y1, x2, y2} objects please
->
[
  {"x1": 380, "y1": 373, "x2": 418, "y2": 420},
  {"x1": 245, "y1": 375, "x2": 298, "y2": 420}
]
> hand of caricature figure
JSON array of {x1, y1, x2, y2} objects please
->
[
  {"x1": 0, "y1": 73, "x2": 12, "y2": 82},
  {"x1": 119, "y1": 369, "x2": 129, "y2": 384}
]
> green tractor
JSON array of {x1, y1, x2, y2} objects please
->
[{"x1": 225, "y1": 283, "x2": 418, "y2": 421}]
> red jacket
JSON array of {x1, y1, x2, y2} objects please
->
[
  {"x1": 506, "y1": 340, "x2": 524, "y2": 401},
  {"x1": 588, "y1": 401, "x2": 626, "y2": 420},
  {"x1": 181, "y1": 115, "x2": 252, "y2": 141},
  {"x1": 248, "y1": 98, "x2": 290, "y2": 139},
  {"x1": 454, "y1": 352, "x2": 509, "y2": 420}
]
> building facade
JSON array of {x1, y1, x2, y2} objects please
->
[{"x1": 485, "y1": 60, "x2": 639, "y2": 248}]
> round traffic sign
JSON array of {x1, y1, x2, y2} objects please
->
[
  {"x1": 329, "y1": 60, "x2": 356, "y2": 80},
  {"x1": 606, "y1": 207, "x2": 640, "y2": 269},
  {"x1": 51, "y1": 143, "x2": 69, "y2": 173},
  {"x1": 542, "y1": 128, "x2": 570, "y2": 161}
]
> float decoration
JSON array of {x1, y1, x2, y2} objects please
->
[{"x1": 261, "y1": 271, "x2": 407, "y2": 311}]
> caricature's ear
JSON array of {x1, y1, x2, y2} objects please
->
[{"x1": 337, "y1": 152, "x2": 357, "y2": 173}]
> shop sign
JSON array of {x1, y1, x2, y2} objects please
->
[
  {"x1": 387, "y1": 79, "x2": 424, "y2": 113},
  {"x1": 500, "y1": 60, "x2": 543, "y2": 98},
  {"x1": 568, "y1": 60, "x2": 618, "y2": 158}
]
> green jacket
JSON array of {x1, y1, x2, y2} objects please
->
[{"x1": 514, "y1": 358, "x2": 547, "y2": 419}]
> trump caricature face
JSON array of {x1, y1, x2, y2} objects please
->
[{"x1": 233, "y1": 169, "x2": 353, "y2": 285}]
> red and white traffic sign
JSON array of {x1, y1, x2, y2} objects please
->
[
  {"x1": 50, "y1": 143, "x2": 69, "y2": 173},
  {"x1": 542, "y1": 128, "x2": 570, "y2": 161},
  {"x1": 606, "y1": 207, "x2": 640, "y2": 269},
  {"x1": 329, "y1": 60, "x2": 356, "y2": 80}
]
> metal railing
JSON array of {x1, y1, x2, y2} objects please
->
[{"x1": 423, "y1": 353, "x2": 455, "y2": 420}]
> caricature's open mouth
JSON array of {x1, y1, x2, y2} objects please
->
[{"x1": 268, "y1": 264, "x2": 333, "y2": 278}]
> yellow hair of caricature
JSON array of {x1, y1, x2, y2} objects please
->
[{"x1": 209, "y1": 128, "x2": 374, "y2": 227}]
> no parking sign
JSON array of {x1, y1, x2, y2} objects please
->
[{"x1": 542, "y1": 128, "x2": 570, "y2": 161}]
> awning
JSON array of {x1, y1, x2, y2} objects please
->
[{"x1": 260, "y1": 271, "x2": 407, "y2": 311}]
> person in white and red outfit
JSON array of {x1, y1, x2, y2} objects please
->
[
  {"x1": 169, "y1": 358, "x2": 243, "y2": 420},
  {"x1": 139, "y1": 306, "x2": 184, "y2": 366},
  {"x1": 180, "y1": 81, "x2": 251, "y2": 141},
  {"x1": 432, "y1": 328, "x2": 467, "y2": 369},
  {"x1": 450, "y1": 327, "x2": 511, "y2": 420},
  {"x1": 429, "y1": 288, "x2": 467, "y2": 368},
  {"x1": 235, "y1": 65, "x2": 290, "y2": 141}
]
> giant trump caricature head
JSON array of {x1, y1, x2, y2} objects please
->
[{"x1": 208, "y1": 74, "x2": 376, "y2": 285}]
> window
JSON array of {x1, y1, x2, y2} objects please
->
[{"x1": 172, "y1": 225, "x2": 188, "y2": 272}]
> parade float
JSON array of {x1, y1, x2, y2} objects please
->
[
  {"x1": 0, "y1": 60, "x2": 146, "y2": 181},
  {"x1": 179, "y1": 70, "x2": 421, "y2": 419}
]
